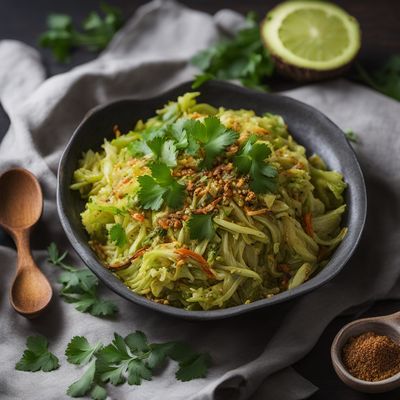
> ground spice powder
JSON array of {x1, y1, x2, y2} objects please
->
[{"x1": 342, "y1": 331, "x2": 400, "y2": 381}]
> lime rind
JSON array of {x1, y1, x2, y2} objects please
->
[{"x1": 261, "y1": 1, "x2": 361, "y2": 71}]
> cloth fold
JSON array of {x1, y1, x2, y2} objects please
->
[{"x1": 1, "y1": 1, "x2": 400, "y2": 399}]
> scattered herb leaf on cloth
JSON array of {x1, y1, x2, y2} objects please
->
[
  {"x1": 345, "y1": 129, "x2": 359, "y2": 143},
  {"x1": 39, "y1": 3, "x2": 123, "y2": 62},
  {"x1": 191, "y1": 13, "x2": 274, "y2": 90},
  {"x1": 16, "y1": 336, "x2": 60, "y2": 372},
  {"x1": 357, "y1": 56, "x2": 400, "y2": 101},
  {"x1": 64, "y1": 331, "x2": 212, "y2": 398},
  {"x1": 47, "y1": 242, "x2": 118, "y2": 317}
]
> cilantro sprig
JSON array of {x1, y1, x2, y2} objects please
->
[
  {"x1": 234, "y1": 136, "x2": 278, "y2": 193},
  {"x1": 138, "y1": 162, "x2": 186, "y2": 210},
  {"x1": 191, "y1": 13, "x2": 274, "y2": 90},
  {"x1": 64, "y1": 332, "x2": 211, "y2": 399},
  {"x1": 47, "y1": 243, "x2": 118, "y2": 317},
  {"x1": 39, "y1": 3, "x2": 123, "y2": 63},
  {"x1": 16, "y1": 336, "x2": 60, "y2": 373},
  {"x1": 188, "y1": 117, "x2": 239, "y2": 169}
]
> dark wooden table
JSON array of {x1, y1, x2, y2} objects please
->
[{"x1": 1, "y1": 1, "x2": 400, "y2": 399}]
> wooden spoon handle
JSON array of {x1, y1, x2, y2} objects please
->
[{"x1": 13, "y1": 229, "x2": 36, "y2": 272}]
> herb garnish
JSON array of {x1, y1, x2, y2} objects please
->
[
  {"x1": 234, "y1": 136, "x2": 278, "y2": 193},
  {"x1": 138, "y1": 162, "x2": 185, "y2": 210},
  {"x1": 188, "y1": 214, "x2": 216, "y2": 241},
  {"x1": 191, "y1": 13, "x2": 274, "y2": 90},
  {"x1": 39, "y1": 3, "x2": 123, "y2": 62},
  {"x1": 109, "y1": 223, "x2": 127, "y2": 247},
  {"x1": 345, "y1": 129, "x2": 359, "y2": 143},
  {"x1": 47, "y1": 243, "x2": 118, "y2": 317},
  {"x1": 188, "y1": 117, "x2": 239, "y2": 169},
  {"x1": 16, "y1": 336, "x2": 60, "y2": 372},
  {"x1": 65, "y1": 332, "x2": 211, "y2": 399}
]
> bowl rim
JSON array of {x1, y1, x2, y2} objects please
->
[{"x1": 57, "y1": 79, "x2": 367, "y2": 320}]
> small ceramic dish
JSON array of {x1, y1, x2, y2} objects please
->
[
  {"x1": 57, "y1": 80, "x2": 367, "y2": 320},
  {"x1": 331, "y1": 312, "x2": 400, "y2": 393}
]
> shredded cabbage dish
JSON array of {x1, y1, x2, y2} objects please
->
[{"x1": 71, "y1": 92, "x2": 347, "y2": 310}]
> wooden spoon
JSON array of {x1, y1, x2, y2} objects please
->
[
  {"x1": 331, "y1": 311, "x2": 400, "y2": 393},
  {"x1": 0, "y1": 168, "x2": 52, "y2": 318}
]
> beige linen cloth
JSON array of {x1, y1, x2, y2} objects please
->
[{"x1": 0, "y1": 1, "x2": 400, "y2": 399}]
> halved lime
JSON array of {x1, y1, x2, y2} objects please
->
[{"x1": 261, "y1": 1, "x2": 361, "y2": 77}]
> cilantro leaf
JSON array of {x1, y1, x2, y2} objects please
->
[
  {"x1": 137, "y1": 175, "x2": 167, "y2": 210},
  {"x1": 47, "y1": 243, "x2": 118, "y2": 318},
  {"x1": 192, "y1": 73, "x2": 215, "y2": 89},
  {"x1": 147, "y1": 343, "x2": 175, "y2": 369},
  {"x1": 47, "y1": 242, "x2": 68, "y2": 265},
  {"x1": 127, "y1": 140, "x2": 151, "y2": 157},
  {"x1": 59, "y1": 269, "x2": 98, "y2": 292},
  {"x1": 39, "y1": 4, "x2": 123, "y2": 63},
  {"x1": 16, "y1": 336, "x2": 59, "y2": 372},
  {"x1": 125, "y1": 331, "x2": 149, "y2": 353},
  {"x1": 64, "y1": 332, "x2": 212, "y2": 399},
  {"x1": 66, "y1": 336, "x2": 102, "y2": 366},
  {"x1": 188, "y1": 117, "x2": 238, "y2": 169},
  {"x1": 127, "y1": 360, "x2": 152, "y2": 385},
  {"x1": 138, "y1": 163, "x2": 185, "y2": 210},
  {"x1": 234, "y1": 138, "x2": 278, "y2": 193},
  {"x1": 188, "y1": 214, "x2": 215, "y2": 241},
  {"x1": 175, "y1": 353, "x2": 212, "y2": 382},
  {"x1": 109, "y1": 223, "x2": 127, "y2": 247},
  {"x1": 345, "y1": 129, "x2": 359, "y2": 143},
  {"x1": 67, "y1": 359, "x2": 97, "y2": 398},
  {"x1": 63, "y1": 292, "x2": 118, "y2": 317},
  {"x1": 167, "y1": 342, "x2": 211, "y2": 382},
  {"x1": 191, "y1": 13, "x2": 274, "y2": 90},
  {"x1": 90, "y1": 385, "x2": 107, "y2": 400},
  {"x1": 147, "y1": 137, "x2": 177, "y2": 167}
]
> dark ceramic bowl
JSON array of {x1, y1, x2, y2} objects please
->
[{"x1": 57, "y1": 80, "x2": 367, "y2": 320}]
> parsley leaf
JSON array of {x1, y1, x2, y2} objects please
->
[
  {"x1": 191, "y1": 14, "x2": 274, "y2": 90},
  {"x1": 138, "y1": 163, "x2": 185, "y2": 210},
  {"x1": 16, "y1": 336, "x2": 59, "y2": 372},
  {"x1": 345, "y1": 129, "x2": 359, "y2": 143},
  {"x1": 234, "y1": 137, "x2": 278, "y2": 193},
  {"x1": 188, "y1": 214, "x2": 215, "y2": 241},
  {"x1": 47, "y1": 243, "x2": 118, "y2": 317},
  {"x1": 39, "y1": 3, "x2": 123, "y2": 63},
  {"x1": 109, "y1": 223, "x2": 127, "y2": 247},
  {"x1": 188, "y1": 117, "x2": 238, "y2": 169}
]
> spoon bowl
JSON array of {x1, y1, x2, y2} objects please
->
[
  {"x1": 0, "y1": 168, "x2": 52, "y2": 318},
  {"x1": 0, "y1": 168, "x2": 43, "y2": 230},
  {"x1": 331, "y1": 311, "x2": 400, "y2": 393}
]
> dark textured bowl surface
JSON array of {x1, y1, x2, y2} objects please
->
[{"x1": 57, "y1": 80, "x2": 367, "y2": 320}]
